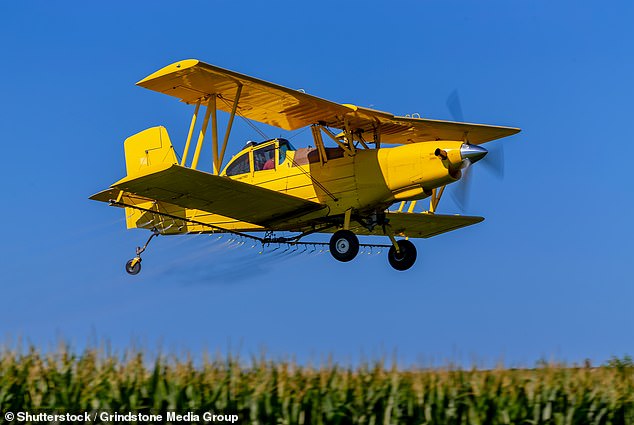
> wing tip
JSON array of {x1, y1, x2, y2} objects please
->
[
  {"x1": 89, "y1": 188, "x2": 120, "y2": 202},
  {"x1": 136, "y1": 59, "x2": 200, "y2": 86}
]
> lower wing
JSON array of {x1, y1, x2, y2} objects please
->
[
  {"x1": 352, "y1": 212, "x2": 483, "y2": 238},
  {"x1": 90, "y1": 163, "x2": 325, "y2": 227}
]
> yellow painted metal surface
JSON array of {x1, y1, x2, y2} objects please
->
[
  {"x1": 137, "y1": 59, "x2": 353, "y2": 132},
  {"x1": 181, "y1": 101, "x2": 200, "y2": 166},
  {"x1": 218, "y1": 85, "x2": 242, "y2": 171},
  {"x1": 123, "y1": 126, "x2": 177, "y2": 177},
  {"x1": 352, "y1": 212, "x2": 484, "y2": 238},
  {"x1": 92, "y1": 125, "x2": 492, "y2": 238},
  {"x1": 119, "y1": 194, "x2": 264, "y2": 234},
  {"x1": 93, "y1": 61, "x2": 521, "y2": 243},
  {"x1": 137, "y1": 59, "x2": 520, "y2": 144},
  {"x1": 191, "y1": 99, "x2": 213, "y2": 170},
  {"x1": 112, "y1": 163, "x2": 325, "y2": 227}
]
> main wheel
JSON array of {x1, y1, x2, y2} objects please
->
[
  {"x1": 387, "y1": 240, "x2": 417, "y2": 271},
  {"x1": 329, "y1": 230, "x2": 360, "y2": 262},
  {"x1": 125, "y1": 258, "x2": 142, "y2": 275}
]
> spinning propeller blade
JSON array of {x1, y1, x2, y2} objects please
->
[
  {"x1": 446, "y1": 90, "x2": 464, "y2": 123},
  {"x1": 447, "y1": 90, "x2": 505, "y2": 211},
  {"x1": 451, "y1": 159, "x2": 472, "y2": 212},
  {"x1": 480, "y1": 143, "x2": 504, "y2": 179}
]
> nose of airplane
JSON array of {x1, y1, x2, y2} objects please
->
[{"x1": 460, "y1": 144, "x2": 488, "y2": 164}]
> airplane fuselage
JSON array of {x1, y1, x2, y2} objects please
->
[{"x1": 120, "y1": 136, "x2": 468, "y2": 234}]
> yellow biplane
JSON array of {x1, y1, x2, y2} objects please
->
[{"x1": 90, "y1": 59, "x2": 520, "y2": 274}]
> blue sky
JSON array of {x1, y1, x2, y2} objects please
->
[{"x1": 1, "y1": 0, "x2": 632, "y2": 366}]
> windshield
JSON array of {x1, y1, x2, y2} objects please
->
[
  {"x1": 253, "y1": 145, "x2": 276, "y2": 171},
  {"x1": 226, "y1": 152, "x2": 250, "y2": 176}
]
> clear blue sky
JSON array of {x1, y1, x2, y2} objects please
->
[{"x1": 1, "y1": 0, "x2": 632, "y2": 367}]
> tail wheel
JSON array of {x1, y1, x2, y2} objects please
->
[
  {"x1": 329, "y1": 230, "x2": 360, "y2": 262},
  {"x1": 388, "y1": 240, "x2": 417, "y2": 271},
  {"x1": 125, "y1": 258, "x2": 142, "y2": 275}
]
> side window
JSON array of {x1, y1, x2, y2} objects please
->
[
  {"x1": 226, "y1": 153, "x2": 250, "y2": 176},
  {"x1": 279, "y1": 142, "x2": 288, "y2": 165},
  {"x1": 253, "y1": 145, "x2": 276, "y2": 171}
]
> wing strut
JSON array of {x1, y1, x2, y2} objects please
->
[
  {"x1": 395, "y1": 186, "x2": 446, "y2": 214},
  {"x1": 310, "y1": 125, "x2": 328, "y2": 165},
  {"x1": 191, "y1": 97, "x2": 214, "y2": 170},
  {"x1": 316, "y1": 125, "x2": 355, "y2": 156},
  {"x1": 181, "y1": 100, "x2": 201, "y2": 166},
  {"x1": 218, "y1": 85, "x2": 243, "y2": 172},
  {"x1": 182, "y1": 87, "x2": 243, "y2": 174},
  {"x1": 210, "y1": 95, "x2": 219, "y2": 174},
  {"x1": 429, "y1": 186, "x2": 447, "y2": 213}
]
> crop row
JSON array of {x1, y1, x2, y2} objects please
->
[{"x1": 1, "y1": 348, "x2": 633, "y2": 424}]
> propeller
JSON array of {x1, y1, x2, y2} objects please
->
[
  {"x1": 452, "y1": 158, "x2": 472, "y2": 212},
  {"x1": 446, "y1": 90, "x2": 505, "y2": 211},
  {"x1": 446, "y1": 90, "x2": 464, "y2": 123}
]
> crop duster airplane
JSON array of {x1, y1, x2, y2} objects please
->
[{"x1": 90, "y1": 59, "x2": 520, "y2": 275}]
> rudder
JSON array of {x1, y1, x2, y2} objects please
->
[{"x1": 124, "y1": 126, "x2": 178, "y2": 177}]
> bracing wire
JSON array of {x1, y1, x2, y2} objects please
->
[
  {"x1": 288, "y1": 125, "x2": 310, "y2": 140},
  {"x1": 218, "y1": 96, "x2": 268, "y2": 139},
  {"x1": 238, "y1": 112, "x2": 268, "y2": 139}
]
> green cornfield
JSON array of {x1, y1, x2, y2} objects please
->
[{"x1": 1, "y1": 347, "x2": 633, "y2": 424}]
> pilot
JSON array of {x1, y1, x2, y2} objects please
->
[{"x1": 263, "y1": 158, "x2": 274, "y2": 170}]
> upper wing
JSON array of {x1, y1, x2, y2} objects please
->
[
  {"x1": 137, "y1": 59, "x2": 354, "y2": 132},
  {"x1": 340, "y1": 105, "x2": 520, "y2": 145},
  {"x1": 351, "y1": 212, "x2": 484, "y2": 238},
  {"x1": 106, "y1": 163, "x2": 325, "y2": 226},
  {"x1": 137, "y1": 60, "x2": 520, "y2": 144}
]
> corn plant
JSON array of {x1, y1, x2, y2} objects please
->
[{"x1": 0, "y1": 347, "x2": 632, "y2": 424}]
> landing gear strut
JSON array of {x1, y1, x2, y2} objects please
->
[
  {"x1": 125, "y1": 229, "x2": 159, "y2": 275},
  {"x1": 329, "y1": 230, "x2": 359, "y2": 262}
]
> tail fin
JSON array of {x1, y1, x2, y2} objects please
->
[{"x1": 124, "y1": 126, "x2": 178, "y2": 177}]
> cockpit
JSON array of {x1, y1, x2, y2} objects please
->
[{"x1": 223, "y1": 138, "x2": 295, "y2": 177}]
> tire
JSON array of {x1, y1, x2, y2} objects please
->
[
  {"x1": 388, "y1": 240, "x2": 417, "y2": 271},
  {"x1": 329, "y1": 230, "x2": 360, "y2": 262},
  {"x1": 125, "y1": 258, "x2": 142, "y2": 275}
]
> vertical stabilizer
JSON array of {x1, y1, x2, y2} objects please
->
[{"x1": 124, "y1": 126, "x2": 178, "y2": 177}]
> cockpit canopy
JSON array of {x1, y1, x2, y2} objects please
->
[{"x1": 223, "y1": 138, "x2": 295, "y2": 176}]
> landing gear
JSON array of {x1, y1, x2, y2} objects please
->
[
  {"x1": 329, "y1": 230, "x2": 359, "y2": 262},
  {"x1": 387, "y1": 239, "x2": 417, "y2": 271},
  {"x1": 125, "y1": 258, "x2": 142, "y2": 275},
  {"x1": 125, "y1": 229, "x2": 159, "y2": 275}
]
